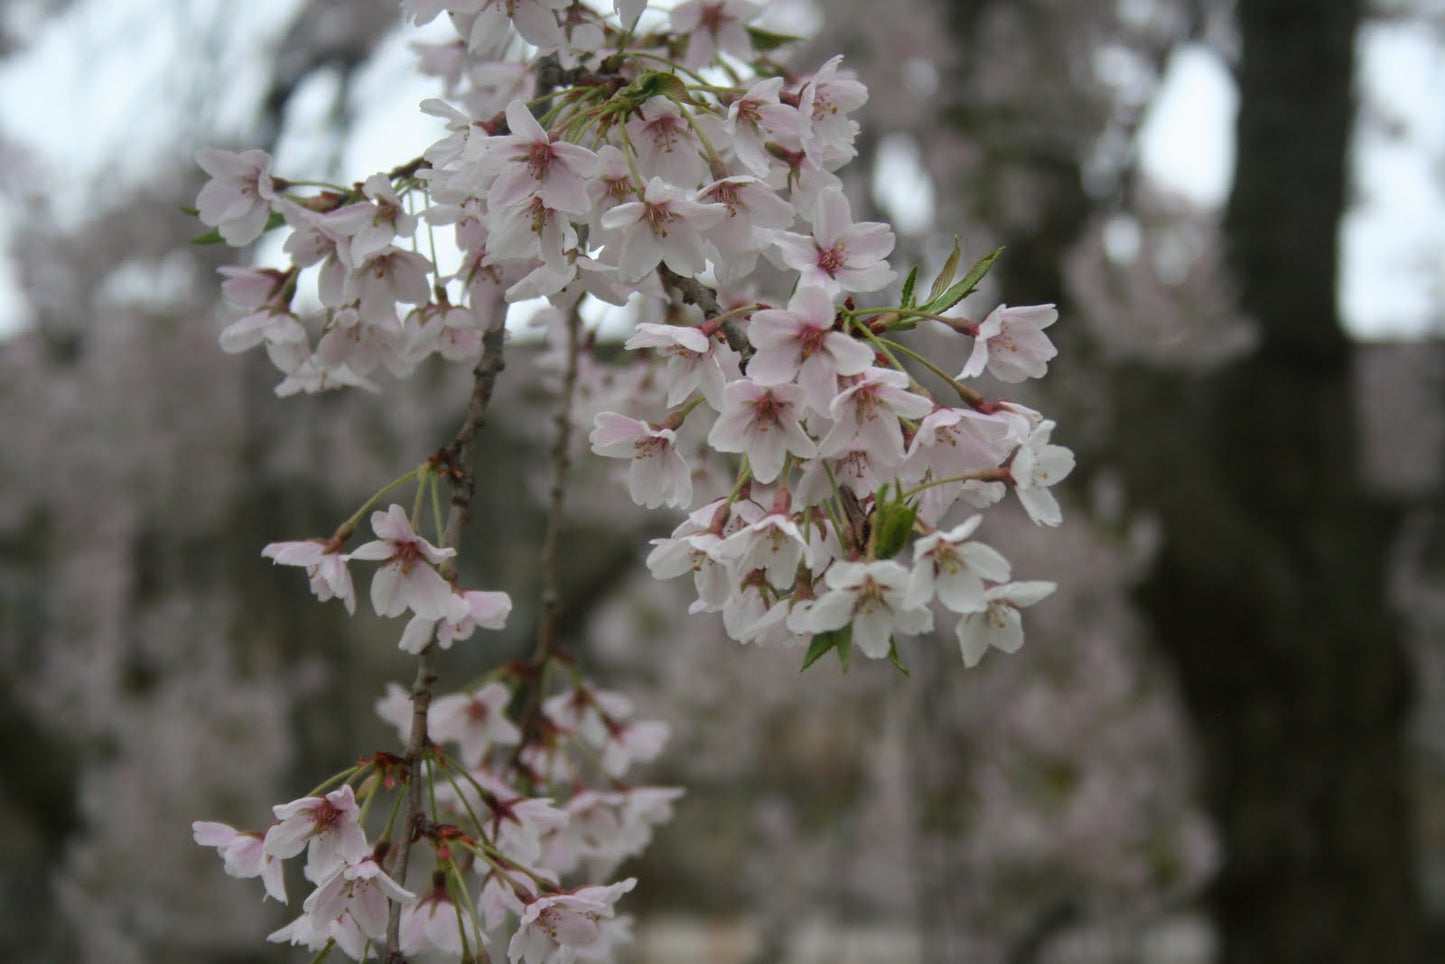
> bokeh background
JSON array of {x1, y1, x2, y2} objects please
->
[{"x1": 1, "y1": 1, "x2": 1443, "y2": 962}]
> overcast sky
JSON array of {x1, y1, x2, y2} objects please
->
[{"x1": 0, "y1": 0, "x2": 1440, "y2": 339}]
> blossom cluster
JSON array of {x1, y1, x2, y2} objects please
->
[
  {"x1": 196, "y1": 670, "x2": 675, "y2": 961},
  {"x1": 193, "y1": 0, "x2": 1075, "y2": 959}
]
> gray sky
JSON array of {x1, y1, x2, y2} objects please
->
[{"x1": 0, "y1": 0, "x2": 1440, "y2": 338}]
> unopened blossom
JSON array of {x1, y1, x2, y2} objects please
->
[
  {"x1": 707, "y1": 379, "x2": 817, "y2": 483},
  {"x1": 264, "y1": 784, "x2": 370, "y2": 884},
  {"x1": 485, "y1": 99, "x2": 599, "y2": 215},
  {"x1": 430, "y1": 681, "x2": 522, "y2": 766},
  {"x1": 672, "y1": 0, "x2": 761, "y2": 68},
  {"x1": 590, "y1": 413, "x2": 693, "y2": 509},
  {"x1": 600, "y1": 177, "x2": 725, "y2": 281},
  {"x1": 508, "y1": 879, "x2": 637, "y2": 964},
  {"x1": 261, "y1": 539, "x2": 356, "y2": 615},
  {"x1": 956, "y1": 580, "x2": 1056, "y2": 668},
  {"x1": 747, "y1": 284, "x2": 873, "y2": 414},
  {"x1": 820, "y1": 367, "x2": 934, "y2": 462},
  {"x1": 906, "y1": 516, "x2": 1011, "y2": 613},
  {"x1": 772, "y1": 186, "x2": 895, "y2": 294},
  {"x1": 195, "y1": 147, "x2": 277, "y2": 245},
  {"x1": 345, "y1": 504, "x2": 457, "y2": 619},
  {"x1": 397, "y1": 586, "x2": 512, "y2": 654},
  {"x1": 958, "y1": 303, "x2": 1059, "y2": 383},
  {"x1": 1009, "y1": 419, "x2": 1075, "y2": 527},
  {"x1": 624, "y1": 96, "x2": 708, "y2": 187},
  {"x1": 193, "y1": 821, "x2": 287, "y2": 903},
  {"x1": 806, "y1": 560, "x2": 934, "y2": 659}
]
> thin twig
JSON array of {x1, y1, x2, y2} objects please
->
[
  {"x1": 384, "y1": 314, "x2": 508, "y2": 964},
  {"x1": 657, "y1": 264, "x2": 753, "y2": 360},
  {"x1": 510, "y1": 304, "x2": 584, "y2": 773}
]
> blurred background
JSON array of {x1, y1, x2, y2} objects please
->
[{"x1": 1, "y1": 0, "x2": 1443, "y2": 961}]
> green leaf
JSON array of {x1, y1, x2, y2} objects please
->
[
  {"x1": 886, "y1": 638, "x2": 910, "y2": 677},
  {"x1": 919, "y1": 246, "x2": 1004, "y2": 315},
  {"x1": 900, "y1": 265, "x2": 919, "y2": 309},
  {"x1": 746, "y1": 26, "x2": 804, "y2": 52},
  {"x1": 622, "y1": 69, "x2": 693, "y2": 108},
  {"x1": 869, "y1": 482, "x2": 918, "y2": 560},
  {"x1": 177, "y1": 204, "x2": 199, "y2": 217},
  {"x1": 835, "y1": 627, "x2": 853, "y2": 672},
  {"x1": 927, "y1": 236, "x2": 962, "y2": 303},
  {"x1": 801, "y1": 627, "x2": 848, "y2": 672}
]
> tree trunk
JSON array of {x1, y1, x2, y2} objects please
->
[{"x1": 1117, "y1": 0, "x2": 1422, "y2": 959}]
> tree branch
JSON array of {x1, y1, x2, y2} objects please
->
[{"x1": 384, "y1": 313, "x2": 508, "y2": 963}]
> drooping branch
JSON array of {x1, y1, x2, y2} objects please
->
[{"x1": 384, "y1": 313, "x2": 508, "y2": 963}]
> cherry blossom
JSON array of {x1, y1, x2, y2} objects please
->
[
  {"x1": 507, "y1": 879, "x2": 637, "y2": 964},
  {"x1": 958, "y1": 303, "x2": 1060, "y2": 383},
  {"x1": 195, "y1": 147, "x2": 277, "y2": 245},
  {"x1": 430, "y1": 681, "x2": 523, "y2": 765},
  {"x1": 600, "y1": 177, "x2": 725, "y2": 281},
  {"x1": 747, "y1": 284, "x2": 874, "y2": 414},
  {"x1": 346, "y1": 504, "x2": 457, "y2": 619},
  {"x1": 1009, "y1": 419, "x2": 1075, "y2": 526},
  {"x1": 261, "y1": 539, "x2": 356, "y2": 614},
  {"x1": 589, "y1": 412, "x2": 693, "y2": 509},
  {"x1": 956, "y1": 580, "x2": 1057, "y2": 668},
  {"x1": 707, "y1": 380, "x2": 817, "y2": 483},
  {"x1": 806, "y1": 560, "x2": 934, "y2": 658},
  {"x1": 772, "y1": 186, "x2": 896, "y2": 293},
  {"x1": 192, "y1": 821, "x2": 288, "y2": 903},
  {"x1": 906, "y1": 516, "x2": 1011, "y2": 613},
  {"x1": 264, "y1": 784, "x2": 371, "y2": 884}
]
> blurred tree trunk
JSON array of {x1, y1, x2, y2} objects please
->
[
  {"x1": 1116, "y1": 0, "x2": 1422, "y2": 960},
  {"x1": 936, "y1": 0, "x2": 1422, "y2": 959}
]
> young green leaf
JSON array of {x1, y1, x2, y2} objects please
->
[
  {"x1": 900, "y1": 265, "x2": 919, "y2": 309},
  {"x1": 886, "y1": 638, "x2": 910, "y2": 677},
  {"x1": 801, "y1": 627, "x2": 850, "y2": 672},
  {"x1": 927, "y1": 236, "x2": 962, "y2": 303},
  {"x1": 919, "y1": 246, "x2": 1003, "y2": 316},
  {"x1": 746, "y1": 26, "x2": 804, "y2": 52}
]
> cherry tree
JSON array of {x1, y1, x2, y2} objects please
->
[{"x1": 187, "y1": 1, "x2": 1078, "y2": 960}]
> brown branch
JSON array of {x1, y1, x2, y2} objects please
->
[
  {"x1": 384, "y1": 313, "x2": 508, "y2": 964},
  {"x1": 657, "y1": 265, "x2": 753, "y2": 360},
  {"x1": 510, "y1": 304, "x2": 584, "y2": 777}
]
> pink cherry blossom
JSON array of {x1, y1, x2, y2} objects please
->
[
  {"x1": 430, "y1": 681, "x2": 522, "y2": 766},
  {"x1": 707, "y1": 379, "x2": 817, "y2": 483},
  {"x1": 1009, "y1": 419, "x2": 1075, "y2": 526},
  {"x1": 589, "y1": 412, "x2": 693, "y2": 509},
  {"x1": 805, "y1": 559, "x2": 934, "y2": 659},
  {"x1": 905, "y1": 516, "x2": 1012, "y2": 613},
  {"x1": 747, "y1": 284, "x2": 874, "y2": 414},
  {"x1": 958, "y1": 303, "x2": 1059, "y2": 383},
  {"x1": 485, "y1": 99, "x2": 599, "y2": 215},
  {"x1": 819, "y1": 366, "x2": 934, "y2": 462},
  {"x1": 956, "y1": 580, "x2": 1056, "y2": 668},
  {"x1": 772, "y1": 186, "x2": 895, "y2": 294},
  {"x1": 624, "y1": 322, "x2": 737, "y2": 409},
  {"x1": 195, "y1": 147, "x2": 277, "y2": 245},
  {"x1": 507, "y1": 879, "x2": 637, "y2": 964},
  {"x1": 345, "y1": 504, "x2": 457, "y2": 619},
  {"x1": 263, "y1": 784, "x2": 371, "y2": 884},
  {"x1": 261, "y1": 539, "x2": 357, "y2": 614},
  {"x1": 624, "y1": 96, "x2": 707, "y2": 187},
  {"x1": 600, "y1": 177, "x2": 725, "y2": 281},
  {"x1": 192, "y1": 821, "x2": 288, "y2": 903}
]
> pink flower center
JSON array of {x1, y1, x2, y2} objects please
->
[{"x1": 815, "y1": 244, "x2": 847, "y2": 277}]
